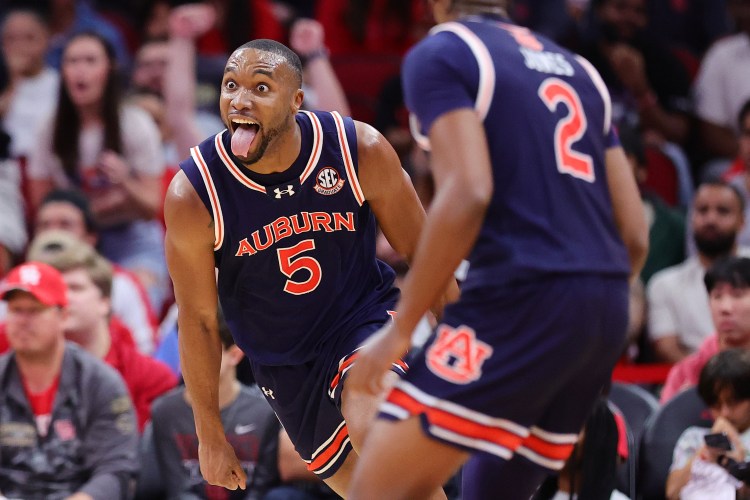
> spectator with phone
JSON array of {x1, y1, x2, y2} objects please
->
[{"x1": 666, "y1": 348, "x2": 750, "y2": 499}]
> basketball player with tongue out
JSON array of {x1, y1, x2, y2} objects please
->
[{"x1": 163, "y1": 39, "x2": 457, "y2": 496}]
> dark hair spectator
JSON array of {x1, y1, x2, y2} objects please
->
[
  {"x1": 661, "y1": 256, "x2": 750, "y2": 402},
  {"x1": 533, "y1": 398, "x2": 628, "y2": 500},
  {"x1": 667, "y1": 348, "x2": 750, "y2": 499},
  {"x1": 26, "y1": 30, "x2": 169, "y2": 313}
]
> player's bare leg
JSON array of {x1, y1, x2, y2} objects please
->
[
  {"x1": 347, "y1": 416, "x2": 469, "y2": 499},
  {"x1": 341, "y1": 370, "x2": 399, "y2": 454},
  {"x1": 315, "y1": 372, "x2": 399, "y2": 497},
  {"x1": 318, "y1": 372, "x2": 447, "y2": 498}
]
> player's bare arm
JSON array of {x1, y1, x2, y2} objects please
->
[
  {"x1": 605, "y1": 146, "x2": 649, "y2": 282},
  {"x1": 348, "y1": 108, "x2": 491, "y2": 396},
  {"x1": 164, "y1": 171, "x2": 247, "y2": 490},
  {"x1": 355, "y1": 121, "x2": 460, "y2": 316},
  {"x1": 355, "y1": 121, "x2": 425, "y2": 263},
  {"x1": 393, "y1": 109, "x2": 490, "y2": 334}
]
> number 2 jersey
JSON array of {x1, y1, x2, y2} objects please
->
[
  {"x1": 180, "y1": 111, "x2": 398, "y2": 365},
  {"x1": 404, "y1": 15, "x2": 631, "y2": 292}
]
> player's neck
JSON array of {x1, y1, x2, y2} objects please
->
[{"x1": 240, "y1": 118, "x2": 302, "y2": 176}]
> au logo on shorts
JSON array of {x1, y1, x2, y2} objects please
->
[
  {"x1": 426, "y1": 325, "x2": 493, "y2": 384},
  {"x1": 314, "y1": 167, "x2": 345, "y2": 195}
]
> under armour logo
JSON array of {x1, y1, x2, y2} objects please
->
[
  {"x1": 274, "y1": 185, "x2": 295, "y2": 198},
  {"x1": 262, "y1": 387, "x2": 275, "y2": 399}
]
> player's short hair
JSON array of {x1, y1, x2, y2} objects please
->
[
  {"x1": 698, "y1": 348, "x2": 750, "y2": 407},
  {"x1": 704, "y1": 256, "x2": 750, "y2": 293},
  {"x1": 235, "y1": 39, "x2": 303, "y2": 88}
]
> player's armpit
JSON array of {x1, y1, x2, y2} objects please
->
[{"x1": 605, "y1": 146, "x2": 648, "y2": 282}]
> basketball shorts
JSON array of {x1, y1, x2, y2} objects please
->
[
  {"x1": 379, "y1": 274, "x2": 629, "y2": 471},
  {"x1": 249, "y1": 307, "x2": 406, "y2": 479}
]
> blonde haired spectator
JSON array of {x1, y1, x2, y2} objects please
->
[{"x1": 32, "y1": 190, "x2": 159, "y2": 354}]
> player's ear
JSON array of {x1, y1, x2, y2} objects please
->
[{"x1": 292, "y1": 88, "x2": 304, "y2": 113}]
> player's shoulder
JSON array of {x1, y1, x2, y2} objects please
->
[{"x1": 404, "y1": 24, "x2": 473, "y2": 68}]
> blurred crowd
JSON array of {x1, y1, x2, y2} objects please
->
[{"x1": 2, "y1": 0, "x2": 750, "y2": 498}]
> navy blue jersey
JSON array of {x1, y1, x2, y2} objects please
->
[
  {"x1": 180, "y1": 111, "x2": 398, "y2": 365},
  {"x1": 403, "y1": 16, "x2": 630, "y2": 290}
]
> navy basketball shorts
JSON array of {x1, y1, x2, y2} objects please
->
[
  {"x1": 249, "y1": 310, "x2": 406, "y2": 479},
  {"x1": 379, "y1": 274, "x2": 628, "y2": 471}
]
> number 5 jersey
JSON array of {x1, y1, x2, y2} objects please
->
[{"x1": 179, "y1": 110, "x2": 398, "y2": 366}]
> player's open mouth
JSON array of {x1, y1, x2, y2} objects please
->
[{"x1": 230, "y1": 118, "x2": 260, "y2": 157}]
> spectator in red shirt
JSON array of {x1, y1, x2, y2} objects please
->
[
  {"x1": 33, "y1": 189, "x2": 159, "y2": 354},
  {"x1": 27, "y1": 231, "x2": 177, "y2": 430},
  {"x1": 0, "y1": 261, "x2": 138, "y2": 499}
]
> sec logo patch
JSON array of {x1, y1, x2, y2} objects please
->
[{"x1": 314, "y1": 167, "x2": 345, "y2": 195}]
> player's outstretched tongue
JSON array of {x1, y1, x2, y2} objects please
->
[{"x1": 231, "y1": 125, "x2": 257, "y2": 157}]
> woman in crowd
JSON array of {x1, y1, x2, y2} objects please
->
[{"x1": 26, "y1": 30, "x2": 168, "y2": 312}]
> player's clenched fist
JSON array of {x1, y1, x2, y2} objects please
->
[{"x1": 198, "y1": 439, "x2": 247, "y2": 490}]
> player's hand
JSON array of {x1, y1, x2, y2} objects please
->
[
  {"x1": 198, "y1": 438, "x2": 247, "y2": 490},
  {"x1": 347, "y1": 323, "x2": 411, "y2": 397}
]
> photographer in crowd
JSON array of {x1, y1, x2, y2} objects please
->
[{"x1": 666, "y1": 349, "x2": 750, "y2": 499}]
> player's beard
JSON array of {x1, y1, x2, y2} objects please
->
[
  {"x1": 695, "y1": 230, "x2": 737, "y2": 259},
  {"x1": 241, "y1": 116, "x2": 294, "y2": 166}
]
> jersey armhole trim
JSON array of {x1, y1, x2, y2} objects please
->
[
  {"x1": 299, "y1": 111, "x2": 324, "y2": 184},
  {"x1": 574, "y1": 55, "x2": 612, "y2": 135},
  {"x1": 331, "y1": 111, "x2": 364, "y2": 206},
  {"x1": 411, "y1": 22, "x2": 496, "y2": 151},
  {"x1": 432, "y1": 22, "x2": 496, "y2": 121},
  {"x1": 190, "y1": 146, "x2": 224, "y2": 251}
]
